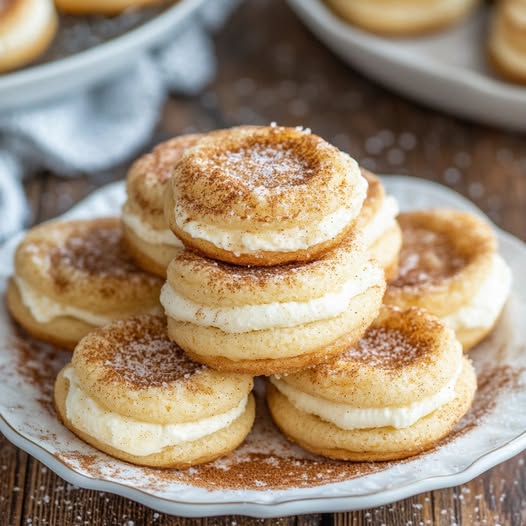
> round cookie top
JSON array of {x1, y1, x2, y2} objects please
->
[
  {"x1": 170, "y1": 125, "x2": 364, "y2": 229},
  {"x1": 14, "y1": 217, "x2": 163, "y2": 314},
  {"x1": 71, "y1": 315, "x2": 253, "y2": 425},
  {"x1": 277, "y1": 306, "x2": 462, "y2": 408},
  {"x1": 385, "y1": 209, "x2": 496, "y2": 315},
  {"x1": 125, "y1": 134, "x2": 203, "y2": 220}
]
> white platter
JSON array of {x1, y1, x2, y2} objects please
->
[
  {"x1": 0, "y1": 0, "x2": 205, "y2": 111},
  {"x1": 0, "y1": 177, "x2": 525, "y2": 518},
  {"x1": 287, "y1": 0, "x2": 526, "y2": 132}
]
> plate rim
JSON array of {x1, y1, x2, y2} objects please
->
[
  {"x1": 286, "y1": 0, "x2": 526, "y2": 130},
  {"x1": 1, "y1": 176, "x2": 525, "y2": 517},
  {"x1": 0, "y1": 0, "x2": 206, "y2": 108}
]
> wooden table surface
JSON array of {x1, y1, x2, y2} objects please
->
[{"x1": 2, "y1": 0, "x2": 526, "y2": 524}]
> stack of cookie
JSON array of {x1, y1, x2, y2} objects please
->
[
  {"x1": 7, "y1": 124, "x2": 510, "y2": 468},
  {"x1": 157, "y1": 125, "x2": 391, "y2": 375}
]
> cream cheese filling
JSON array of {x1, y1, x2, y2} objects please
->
[
  {"x1": 362, "y1": 195, "x2": 399, "y2": 247},
  {"x1": 14, "y1": 275, "x2": 161, "y2": 325},
  {"x1": 443, "y1": 254, "x2": 512, "y2": 332},
  {"x1": 173, "y1": 177, "x2": 367, "y2": 255},
  {"x1": 121, "y1": 210, "x2": 183, "y2": 247},
  {"x1": 64, "y1": 368, "x2": 248, "y2": 457},
  {"x1": 0, "y1": 0, "x2": 54, "y2": 55},
  {"x1": 14, "y1": 275, "x2": 113, "y2": 326},
  {"x1": 160, "y1": 262, "x2": 383, "y2": 333},
  {"x1": 270, "y1": 363, "x2": 462, "y2": 430}
]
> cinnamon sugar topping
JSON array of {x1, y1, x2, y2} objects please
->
[
  {"x1": 80, "y1": 316, "x2": 205, "y2": 389},
  {"x1": 195, "y1": 142, "x2": 316, "y2": 189},
  {"x1": 392, "y1": 228, "x2": 466, "y2": 288},
  {"x1": 51, "y1": 224, "x2": 135, "y2": 276},
  {"x1": 342, "y1": 328, "x2": 428, "y2": 370}
]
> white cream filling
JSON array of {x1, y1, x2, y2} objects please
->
[
  {"x1": 492, "y1": 30, "x2": 526, "y2": 74},
  {"x1": 121, "y1": 210, "x2": 183, "y2": 247},
  {"x1": 175, "y1": 205, "x2": 359, "y2": 255},
  {"x1": 0, "y1": 0, "x2": 54, "y2": 55},
  {"x1": 270, "y1": 364, "x2": 462, "y2": 430},
  {"x1": 14, "y1": 275, "x2": 161, "y2": 325},
  {"x1": 443, "y1": 254, "x2": 512, "y2": 332},
  {"x1": 64, "y1": 368, "x2": 248, "y2": 457},
  {"x1": 362, "y1": 195, "x2": 399, "y2": 247},
  {"x1": 14, "y1": 275, "x2": 113, "y2": 326},
  {"x1": 160, "y1": 262, "x2": 383, "y2": 333},
  {"x1": 174, "y1": 176, "x2": 367, "y2": 255}
]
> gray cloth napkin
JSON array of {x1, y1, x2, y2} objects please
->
[{"x1": 0, "y1": 0, "x2": 238, "y2": 242}]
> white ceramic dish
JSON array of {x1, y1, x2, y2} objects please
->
[
  {"x1": 287, "y1": 0, "x2": 526, "y2": 132},
  {"x1": 0, "y1": 0, "x2": 205, "y2": 112},
  {"x1": 0, "y1": 177, "x2": 525, "y2": 518}
]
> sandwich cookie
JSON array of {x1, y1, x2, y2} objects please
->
[
  {"x1": 165, "y1": 125, "x2": 368, "y2": 266},
  {"x1": 0, "y1": 0, "x2": 58, "y2": 73},
  {"x1": 489, "y1": 0, "x2": 526, "y2": 84},
  {"x1": 122, "y1": 134, "x2": 203, "y2": 277},
  {"x1": 356, "y1": 170, "x2": 401, "y2": 281},
  {"x1": 54, "y1": 0, "x2": 163, "y2": 15},
  {"x1": 161, "y1": 233, "x2": 386, "y2": 375},
  {"x1": 55, "y1": 316, "x2": 255, "y2": 468},
  {"x1": 384, "y1": 210, "x2": 511, "y2": 350},
  {"x1": 6, "y1": 218, "x2": 163, "y2": 350},
  {"x1": 267, "y1": 306, "x2": 477, "y2": 461},
  {"x1": 325, "y1": 0, "x2": 479, "y2": 36}
]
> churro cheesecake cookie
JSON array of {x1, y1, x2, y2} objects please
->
[
  {"x1": 0, "y1": 0, "x2": 58, "y2": 73},
  {"x1": 489, "y1": 0, "x2": 526, "y2": 84},
  {"x1": 267, "y1": 306, "x2": 477, "y2": 461},
  {"x1": 165, "y1": 125, "x2": 368, "y2": 266},
  {"x1": 6, "y1": 218, "x2": 163, "y2": 350},
  {"x1": 54, "y1": 0, "x2": 163, "y2": 14},
  {"x1": 55, "y1": 316, "x2": 255, "y2": 468},
  {"x1": 161, "y1": 233, "x2": 386, "y2": 375},
  {"x1": 122, "y1": 134, "x2": 203, "y2": 276},
  {"x1": 356, "y1": 170, "x2": 401, "y2": 281},
  {"x1": 325, "y1": 0, "x2": 479, "y2": 36},
  {"x1": 384, "y1": 210, "x2": 511, "y2": 350}
]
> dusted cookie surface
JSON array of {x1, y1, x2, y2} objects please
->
[
  {"x1": 385, "y1": 209, "x2": 511, "y2": 350},
  {"x1": 0, "y1": 0, "x2": 58, "y2": 73},
  {"x1": 7, "y1": 217, "x2": 163, "y2": 350},
  {"x1": 489, "y1": 0, "x2": 526, "y2": 84},
  {"x1": 54, "y1": 315, "x2": 255, "y2": 468},
  {"x1": 325, "y1": 0, "x2": 479, "y2": 36},
  {"x1": 165, "y1": 125, "x2": 367, "y2": 266},
  {"x1": 122, "y1": 134, "x2": 203, "y2": 276},
  {"x1": 161, "y1": 232, "x2": 386, "y2": 375},
  {"x1": 355, "y1": 170, "x2": 401, "y2": 281},
  {"x1": 268, "y1": 306, "x2": 477, "y2": 461}
]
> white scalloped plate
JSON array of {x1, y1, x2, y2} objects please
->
[
  {"x1": 0, "y1": 0, "x2": 205, "y2": 111},
  {"x1": 287, "y1": 0, "x2": 526, "y2": 132},
  {"x1": 0, "y1": 177, "x2": 525, "y2": 518}
]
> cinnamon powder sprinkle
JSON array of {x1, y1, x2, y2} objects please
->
[
  {"x1": 392, "y1": 228, "x2": 466, "y2": 288},
  {"x1": 50, "y1": 223, "x2": 141, "y2": 278},
  {"x1": 79, "y1": 316, "x2": 205, "y2": 389},
  {"x1": 343, "y1": 327, "x2": 428, "y2": 370}
]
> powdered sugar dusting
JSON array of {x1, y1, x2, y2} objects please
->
[
  {"x1": 196, "y1": 143, "x2": 315, "y2": 190},
  {"x1": 342, "y1": 328, "x2": 427, "y2": 370},
  {"x1": 393, "y1": 228, "x2": 466, "y2": 288},
  {"x1": 107, "y1": 338, "x2": 205, "y2": 389}
]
